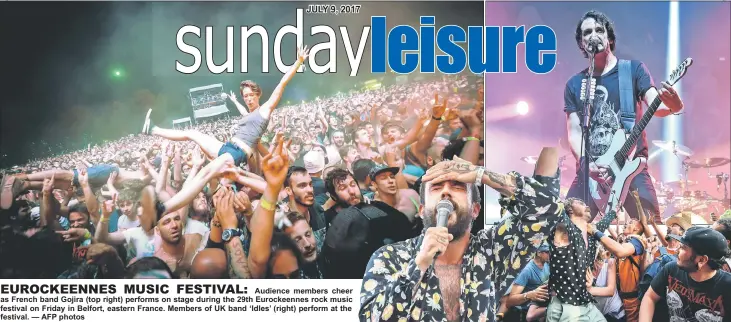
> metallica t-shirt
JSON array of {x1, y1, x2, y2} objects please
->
[
  {"x1": 650, "y1": 261, "x2": 731, "y2": 322},
  {"x1": 564, "y1": 60, "x2": 654, "y2": 159}
]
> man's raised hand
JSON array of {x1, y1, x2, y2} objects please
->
[
  {"x1": 261, "y1": 133, "x2": 290, "y2": 189},
  {"x1": 422, "y1": 156, "x2": 478, "y2": 185}
]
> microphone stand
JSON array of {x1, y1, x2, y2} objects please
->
[{"x1": 582, "y1": 52, "x2": 596, "y2": 204}]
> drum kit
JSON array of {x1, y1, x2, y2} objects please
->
[
  {"x1": 651, "y1": 140, "x2": 730, "y2": 224},
  {"x1": 519, "y1": 139, "x2": 730, "y2": 224}
]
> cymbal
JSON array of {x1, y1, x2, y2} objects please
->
[
  {"x1": 684, "y1": 157, "x2": 731, "y2": 169},
  {"x1": 663, "y1": 180, "x2": 698, "y2": 189},
  {"x1": 521, "y1": 155, "x2": 571, "y2": 171},
  {"x1": 652, "y1": 140, "x2": 694, "y2": 157}
]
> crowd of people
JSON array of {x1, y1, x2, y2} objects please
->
[
  {"x1": 191, "y1": 88, "x2": 227, "y2": 110},
  {"x1": 0, "y1": 46, "x2": 485, "y2": 282},
  {"x1": 2, "y1": 34, "x2": 730, "y2": 322}
]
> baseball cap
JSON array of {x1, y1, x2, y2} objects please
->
[
  {"x1": 537, "y1": 243, "x2": 550, "y2": 253},
  {"x1": 668, "y1": 226, "x2": 730, "y2": 260},
  {"x1": 368, "y1": 164, "x2": 400, "y2": 181},
  {"x1": 303, "y1": 151, "x2": 325, "y2": 174}
]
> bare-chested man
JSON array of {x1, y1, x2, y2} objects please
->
[{"x1": 368, "y1": 165, "x2": 420, "y2": 222}]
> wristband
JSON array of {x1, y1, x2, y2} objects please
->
[
  {"x1": 83, "y1": 230, "x2": 92, "y2": 240},
  {"x1": 259, "y1": 198, "x2": 276, "y2": 211},
  {"x1": 100, "y1": 217, "x2": 110, "y2": 224},
  {"x1": 475, "y1": 167, "x2": 485, "y2": 186},
  {"x1": 432, "y1": 115, "x2": 441, "y2": 121},
  {"x1": 463, "y1": 137, "x2": 480, "y2": 142},
  {"x1": 593, "y1": 231, "x2": 605, "y2": 240}
]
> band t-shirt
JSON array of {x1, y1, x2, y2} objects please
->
[
  {"x1": 564, "y1": 60, "x2": 654, "y2": 159},
  {"x1": 650, "y1": 261, "x2": 731, "y2": 322}
]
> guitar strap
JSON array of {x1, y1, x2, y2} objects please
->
[{"x1": 617, "y1": 59, "x2": 635, "y2": 132}]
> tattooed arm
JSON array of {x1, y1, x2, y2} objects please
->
[
  {"x1": 481, "y1": 170, "x2": 517, "y2": 198},
  {"x1": 422, "y1": 157, "x2": 516, "y2": 198},
  {"x1": 225, "y1": 237, "x2": 252, "y2": 279}
]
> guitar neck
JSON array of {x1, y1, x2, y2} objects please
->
[{"x1": 614, "y1": 94, "x2": 663, "y2": 164}]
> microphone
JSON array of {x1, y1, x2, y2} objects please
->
[
  {"x1": 436, "y1": 199, "x2": 454, "y2": 228},
  {"x1": 586, "y1": 39, "x2": 603, "y2": 55},
  {"x1": 433, "y1": 199, "x2": 454, "y2": 259}
]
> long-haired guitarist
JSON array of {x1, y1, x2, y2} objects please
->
[{"x1": 563, "y1": 10, "x2": 685, "y2": 223}]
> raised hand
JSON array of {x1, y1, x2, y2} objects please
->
[
  {"x1": 297, "y1": 45, "x2": 310, "y2": 63},
  {"x1": 42, "y1": 174, "x2": 55, "y2": 194},
  {"x1": 657, "y1": 81, "x2": 683, "y2": 112},
  {"x1": 442, "y1": 107, "x2": 459, "y2": 122},
  {"x1": 260, "y1": 133, "x2": 290, "y2": 189},
  {"x1": 414, "y1": 227, "x2": 453, "y2": 272},
  {"x1": 213, "y1": 188, "x2": 238, "y2": 230},
  {"x1": 102, "y1": 194, "x2": 118, "y2": 218},
  {"x1": 78, "y1": 169, "x2": 90, "y2": 187},
  {"x1": 107, "y1": 171, "x2": 118, "y2": 187},
  {"x1": 422, "y1": 156, "x2": 478, "y2": 185},
  {"x1": 56, "y1": 228, "x2": 90, "y2": 243},
  {"x1": 191, "y1": 146, "x2": 204, "y2": 167},
  {"x1": 432, "y1": 93, "x2": 447, "y2": 119},
  {"x1": 233, "y1": 190, "x2": 251, "y2": 215},
  {"x1": 460, "y1": 108, "x2": 483, "y2": 134}
]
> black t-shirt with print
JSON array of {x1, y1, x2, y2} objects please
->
[
  {"x1": 650, "y1": 261, "x2": 731, "y2": 322},
  {"x1": 564, "y1": 60, "x2": 654, "y2": 159}
]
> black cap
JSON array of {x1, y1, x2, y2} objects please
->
[
  {"x1": 668, "y1": 226, "x2": 730, "y2": 260},
  {"x1": 369, "y1": 164, "x2": 400, "y2": 181}
]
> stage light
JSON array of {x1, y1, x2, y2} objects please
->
[
  {"x1": 111, "y1": 68, "x2": 124, "y2": 79},
  {"x1": 516, "y1": 101, "x2": 529, "y2": 115},
  {"x1": 662, "y1": 1, "x2": 682, "y2": 182}
]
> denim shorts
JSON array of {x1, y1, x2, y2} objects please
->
[
  {"x1": 73, "y1": 164, "x2": 120, "y2": 189},
  {"x1": 218, "y1": 142, "x2": 247, "y2": 166}
]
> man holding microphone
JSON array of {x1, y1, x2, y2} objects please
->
[{"x1": 359, "y1": 148, "x2": 564, "y2": 322}]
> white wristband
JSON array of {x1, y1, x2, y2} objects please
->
[{"x1": 475, "y1": 167, "x2": 485, "y2": 186}]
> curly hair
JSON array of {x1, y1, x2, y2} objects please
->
[
  {"x1": 575, "y1": 10, "x2": 617, "y2": 58},
  {"x1": 325, "y1": 168, "x2": 354, "y2": 203},
  {"x1": 563, "y1": 197, "x2": 583, "y2": 217}
]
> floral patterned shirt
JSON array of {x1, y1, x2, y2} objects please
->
[{"x1": 359, "y1": 172, "x2": 564, "y2": 322}]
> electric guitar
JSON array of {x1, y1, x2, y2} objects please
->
[{"x1": 589, "y1": 58, "x2": 693, "y2": 215}]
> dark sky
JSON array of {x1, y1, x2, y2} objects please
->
[
  {"x1": 1, "y1": 2, "x2": 149, "y2": 166},
  {"x1": 0, "y1": 2, "x2": 483, "y2": 167}
]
